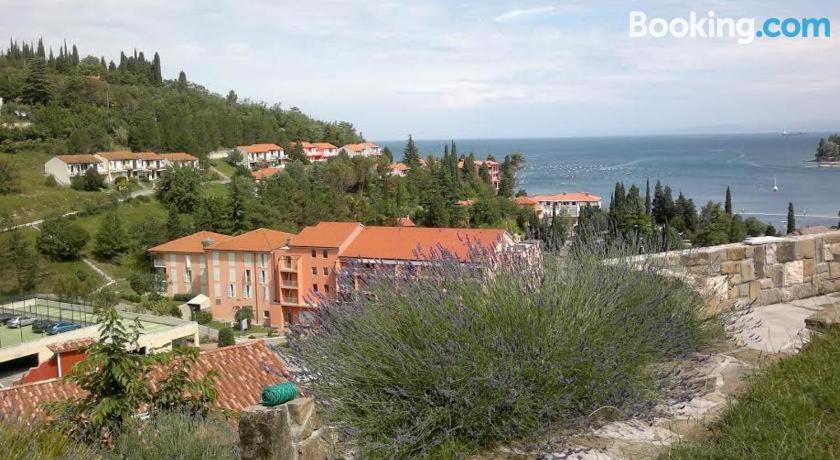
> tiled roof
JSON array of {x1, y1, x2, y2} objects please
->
[
  {"x1": 341, "y1": 226, "x2": 509, "y2": 262},
  {"x1": 55, "y1": 154, "x2": 101, "y2": 164},
  {"x1": 47, "y1": 338, "x2": 96, "y2": 354},
  {"x1": 390, "y1": 162, "x2": 409, "y2": 172},
  {"x1": 252, "y1": 167, "x2": 281, "y2": 180},
  {"x1": 238, "y1": 144, "x2": 282, "y2": 153},
  {"x1": 527, "y1": 193, "x2": 602, "y2": 203},
  {"x1": 342, "y1": 142, "x2": 380, "y2": 152},
  {"x1": 207, "y1": 228, "x2": 295, "y2": 252},
  {"x1": 290, "y1": 141, "x2": 314, "y2": 149},
  {"x1": 0, "y1": 341, "x2": 289, "y2": 418},
  {"x1": 97, "y1": 151, "x2": 163, "y2": 161},
  {"x1": 397, "y1": 217, "x2": 416, "y2": 227},
  {"x1": 160, "y1": 152, "x2": 199, "y2": 162},
  {"x1": 515, "y1": 196, "x2": 538, "y2": 206},
  {"x1": 148, "y1": 231, "x2": 232, "y2": 254},
  {"x1": 290, "y1": 222, "x2": 364, "y2": 248},
  {"x1": 313, "y1": 142, "x2": 337, "y2": 150}
]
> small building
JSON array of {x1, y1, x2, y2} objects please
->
[
  {"x1": 457, "y1": 158, "x2": 500, "y2": 190},
  {"x1": 340, "y1": 142, "x2": 382, "y2": 158},
  {"x1": 252, "y1": 167, "x2": 281, "y2": 182},
  {"x1": 160, "y1": 152, "x2": 200, "y2": 169},
  {"x1": 95, "y1": 151, "x2": 167, "y2": 182},
  {"x1": 44, "y1": 154, "x2": 106, "y2": 185},
  {"x1": 515, "y1": 192, "x2": 602, "y2": 224},
  {"x1": 311, "y1": 142, "x2": 339, "y2": 162},
  {"x1": 389, "y1": 162, "x2": 410, "y2": 176},
  {"x1": 237, "y1": 144, "x2": 285, "y2": 169}
]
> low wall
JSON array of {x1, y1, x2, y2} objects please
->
[
  {"x1": 239, "y1": 397, "x2": 334, "y2": 460},
  {"x1": 645, "y1": 231, "x2": 840, "y2": 309}
]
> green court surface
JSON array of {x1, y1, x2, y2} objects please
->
[{"x1": 0, "y1": 325, "x2": 42, "y2": 348}]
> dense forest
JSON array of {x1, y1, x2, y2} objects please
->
[
  {"x1": 815, "y1": 134, "x2": 840, "y2": 162},
  {"x1": 0, "y1": 38, "x2": 363, "y2": 156}
]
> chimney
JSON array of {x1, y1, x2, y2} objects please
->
[{"x1": 285, "y1": 237, "x2": 292, "y2": 248}]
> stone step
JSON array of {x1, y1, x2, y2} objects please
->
[{"x1": 805, "y1": 303, "x2": 840, "y2": 332}]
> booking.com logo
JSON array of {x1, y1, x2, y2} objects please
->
[{"x1": 630, "y1": 11, "x2": 831, "y2": 44}]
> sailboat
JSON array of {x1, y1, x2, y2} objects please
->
[{"x1": 772, "y1": 176, "x2": 779, "y2": 192}]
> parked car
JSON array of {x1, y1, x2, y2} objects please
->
[
  {"x1": 32, "y1": 319, "x2": 57, "y2": 334},
  {"x1": 46, "y1": 322, "x2": 82, "y2": 335},
  {"x1": 0, "y1": 313, "x2": 16, "y2": 324},
  {"x1": 6, "y1": 316, "x2": 34, "y2": 328}
]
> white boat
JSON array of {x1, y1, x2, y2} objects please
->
[{"x1": 772, "y1": 176, "x2": 779, "y2": 192}]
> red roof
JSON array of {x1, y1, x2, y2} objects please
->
[
  {"x1": 290, "y1": 222, "x2": 364, "y2": 248},
  {"x1": 238, "y1": 144, "x2": 282, "y2": 153},
  {"x1": 397, "y1": 217, "x2": 416, "y2": 227},
  {"x1": 252, "y1": 167, "x2": 281, "y2": 180},
  {"x1": 160, "y1": 152, "x2": 199, "y2": 162},
  {"x1": 97, "y1": 151, "x2": 163, "y2": 161},
  {"x1": 390, "y1": 162, "x2": 410, "y2": 172},
  {"x1": 522, "y1": 193, "x2": 602, "y2": 203},
  {"x1": 515, "y1": 196, "x2": 538, "y2": 206},
  {"x1": 0, "y1": 341, "x2": 289, "y2": 418},
  {"x1": 313, "y1": 142, "x2": 337, "y2": 150},
  {"x1": 149, "y1": 231, "x2": 231, "y2": 254},
  {"x1": 207, "y1": 228, "x2": 295, "y2": 252},
  {"x1": 55, "y1": 154, "x2": 101, "y2": 164},
  {"x1": 341, "y1": 226, "x2": 509, "y2": 262},
  {"x1": 47, "y1": 338, "x2": 96, "y2": 354}
]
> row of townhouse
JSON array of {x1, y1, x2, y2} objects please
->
[
  {"x1": 45, "y1": 151, "x2": 200, "y2": 185},
  {"x1": 149, "y1": 222, "x2": 536, "y2": 329},
  {"x1": 389, "y1": 158, "x2": 501, "y2": 190},
  {"x1": 514, "y1": 192, "x2": 603, "y2": 224},
  {"x1": 237, "y1": 142, "x2": 382, "y2": 171}
]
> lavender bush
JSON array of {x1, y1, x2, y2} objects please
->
[{"x1": 290, "y1": 244, "x2": 723, "y2": 458}]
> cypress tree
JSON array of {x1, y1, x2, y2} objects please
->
[
  {"x1": 787, "y1": 202, "x2": 796, "y2": 234},
  {"x1": 644, "y1": 178, "x2": 651, "y2": 215},
  {"x1": 71, "y1": 44, "x2": 79, "y2": 65},
  {"x1": 7, "y1": 229, "x2": 39, "y2": 293},
  {"x1": 177, "y1": 70, "x2": 188, "y2": 89},
  {"x1": 724, "y1": 186, "x2": 732, "y2": 215}
]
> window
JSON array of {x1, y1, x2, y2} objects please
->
[
  {"x1": 324, "y1": 284, "x2": 330, "y2": 293},
  {"x1": 259, "y1": 270, "x2": 266, "y2": 284},
  {"x1": 244, "y1": 285, "x2": 252, "y2": 298},
  {"x1": 263, "y1": 285, "x2": 269, "y2": 300},
  {"x1": 322, "y1": 249, "x2": 328, "y2": 259},
  {"x1": 312, "y1": 284, "x2": 318, "y2": 293},
  {"x1": 323, "y1": 267, "x2": 329, "y2": 276},
  {"x1": 311, "y1": 267, "x2": 317, "y2": 276},
  {"x1": 228, "y1": 284, "x2": 235, "y2": 298},
  {"x1": 259, "y1": 254, "x2": 267, "y2": 268},
  {"x1": 264, "y1": 310, "x2": 270, "y2": 318},
  {"x1": 228, "y1": 252, "x2": 235, "y2": 265},
  {"x1": 244, "y1": 253, "x2": 252, "y2": 264},
  {"x1": 185, "y1": 268, "x2": 192, "y2": 283},
  {"x1": 214, "y1": 283, "x2": 221, "y2": 297},
  {"x1": 311, "y1": 249, "x2": 317, "y2": 258},
  {"x1": 284, "y1": 256, "x2": 291, "y2": 268},
  {"x1": 212, "y1": 251, "x2": 220, "y2": 266},
  {"x1": 245, "y1": 269, "x2": 252, "y2": 285}
]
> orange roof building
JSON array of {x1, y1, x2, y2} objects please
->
[
  {"x1": 149, "y1": 231, "x2": 231, "y2": 254},
  {"x1": 252, "y1": 167, "x2": 281, "y2": 181},
  {"x1": 515, "y1": 192, "x2": 603, "y2": 223},
  {"x1": 207, "y1": 228, "x2": 295, "y2": 252}
]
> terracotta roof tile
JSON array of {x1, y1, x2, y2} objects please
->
[
  {"x1": 252, "y1": 167, "x2": 281, "y2": 180},
  {"x1": 390, "y1": 162, "x2": 409, "y2": 172},
  {"x1": 0, "y1": 341, "x2": 289, "y2": 419},
  {"x1": 238, "y1": 144, "x2": 282, "y2": 153},
  {"x1": 341, "y1": 226, "x2": 509, "y2": 262},
  {"x1": 313, "y1": 142, "x2": 337, "y2": 150},
  {"x1": 160, "y1": 152, "x2": 199, "y2": 162},
  {"x1": 55, "y1": 154, "x2": 101, "y2": 164},
  {"x1": 397, "y1": 217, "x2": 416, "y2": 227},
  {"x1": 47, "y1": 338, "x2": 96, "y2": 354},
  {"x1": 207, "y1": 228, "x2": 296, "y2": 252},
  {"x1": 526, "y1": 192, "x2": 602, "y2": 203},
  {"x1": 290, "y1": 222, "x2": 364, "y2": 248},
  {"x1": 97, "y1": 151, "x2": 163, "y2": 161},
  {"x1": 149, "y1": 231, "x2": 232, "y2": 254}
]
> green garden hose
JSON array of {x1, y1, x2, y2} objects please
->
[{"x1": 261, "y1": 382, "x2": 299, "y2": 406}]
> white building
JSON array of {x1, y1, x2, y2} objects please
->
[
  {"x1": 237, "y1": 144, "x2": 285, "y2": 169},
  {"x1": 340, "y1": 142, "x2": 382, "y2": 158},
  {"x1": 515, "y1": 192, "x2": 602, "y2": 224},
  {"x1": 44, "y1": 155, "x2": 107, "y2": 185}
]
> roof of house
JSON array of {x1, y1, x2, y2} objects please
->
[
  {"x1": 341, "y1": 226, "x2": 509, "y2": 262},
  {"x1": 148, "y1": 231, "x2": 232, "y2": 254},
  {"x1": 97, "y1": 151, "x2": 163, "y2": 161},
  {"x1": 206, "y1": 228, "x2": 296, "y2": 252},
  {"x1": 390, "y1": 162, "x2": 410, "y2": 172},
  {"x1": 0, "y1": 341, "x2": 289, "y2": 418},
  {"x1": 313, "y1": 142, "x2": 337, "y2": 150},
  {"x1": 342, "y1": 142, "x2": 380, "y2": 152},
  {"x1": 290, "y1": 221, "x2": 364, "y2": 248},
  {"x1": 514, "y1": 196, "x2": 538, "y2": 206},
  {"x1": 397, "y1": 216, "x2": 416, "y2": 227},
  {"x1": 252, "y1": 167, "x2": 281, "y2": 180},
  {"x1": 55, "y1": 154, "x2": 101, "y2": 164},
  {"x1": 290, "y1": 141, "x2": 314, "y2": 149},
  {"x1": 238, "y1": 144, "x2": 282, "y2": 153},
  {"x1": 160, "y1": 152, "x2": 199, "y2": 162},
  {"x1": 46, "y1": 338, "x2": 96, "y2": 354},
  {"x1": 519, "y1": 193, "x2": 602, "y2": 203}
]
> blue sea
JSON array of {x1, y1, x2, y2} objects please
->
[{"x1": 378, "y1": 133, "x2": 839, "y2": 228}]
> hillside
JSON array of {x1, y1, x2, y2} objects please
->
[{"x1": 0, "y1": 38, "x2": 363, "y2": 156}]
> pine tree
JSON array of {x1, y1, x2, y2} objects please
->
[
  {"x1": 644, "y1": 178, "x2": 651, "y2": 215},
  {"x1": 6, "y1": 229, "x2": 39, "y2": 293},
  {"x1": 36, "y1": 37, "x2": 45, "y2": 59},
  {"x1": 403, "y1": 135, "x2": 420, "y2": 167},
  {"x1": 787, "y1": 202, "x2": 796, "y2": 234},
  {"x1": 177, "y1": 70, "x2": 188, "y2": 89},
  {"x1": 94, "y1": 210, "x2": 128, "y2": 260},
  {"x1": 152, "y1": 52, "x2": 163, "y2": 85},
  {"x1": 21, "y1": 57, "x2": 51, "y2": 104},
  {"x1": 724, "y1": 186, "x2": 732, "y2": 215},
  {"x1": 71, "y1": 44, "x2": 80, "y2": 66}
]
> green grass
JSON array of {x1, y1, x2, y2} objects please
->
[
  {"x1": 209, "y1": 159, "x2": 235, "y2": 179},
  {"x1": 0, "y1": 151, "x2": 112, "y2": 224},
  {"x1": 0, "y1": 324, "x2": 43, "y2": 348},
  {"x1": 201, "y1": 181, "x2": 230, "y2": 197},
  {"x1": 666, "y1": 329, "x2": 840, "y2": 459}
]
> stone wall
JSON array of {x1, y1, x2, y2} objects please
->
[
  {"x1": 643, "y1": 231, "x2": 840, "y2": 309},
  {"x1": 239, "y1": 397, "x2": 334, "y2": 460}
]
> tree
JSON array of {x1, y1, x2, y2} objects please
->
[
  {"x1": 0, "y1": 156, "x2": 22, "y2": 194},
  {"x1": 37, "y1": 216, "x2": 90, "y2": 260},
  {"x1": 724, "y1": 186, "x2": 732, "y2": 215},
  {"x1": 94, "y1": 210, "x2": 128, "y2": 260},
  {"x1": 787, "y1": 202, "x2": 796, "y2": 234},
  {"x1": 692, "y1": 201, "x2": 731, "y2": 247},
  {"x1": 229, "y1": 176, "x2": 255, "y2": 233},
  {"x1": 403, "y1": 135, "x2": 420, "y2": 167},
  {"x1": 225, "y1": 148, "x2": 244, "y2": 166},
  {"x1": 226, "y1": 90, "x2": 237, "y2": 104},
  {"x1": 166, "y1": 205, "x2": 193, "y2": 240},
  {"x1": 71, "y1": 167, "x2": 105, "y2": 191},
  {"x1": 21, "y1": 57, "x2": 51, "y2": 104},
  {"x1": 152, "y1": 52, "x2": 162, "y2": 85},
  {"x1": 5, "y1": 229, "x2": 39, "y2": 293},
  {"x1": 177, "y1": 70, "x2": 188, "y2": 89},
  {"x1": 218, "y1": 327, "x2": 235, "y2": 347},
  {"x1": 644, "y1": 178, "x2": 651, "y2": 215},
  {"x1": 49, "y1": 297, "x2": 218, "y2": 444},
  {"x1": 234, "y1": 306, "x2": 255, "y2": 329},
  {"x1": 382, "y1": 146, "x2": 394, "y2": 163},
  {"x1": 156, "y1": 167, "x2": 202, "y2": 213}
]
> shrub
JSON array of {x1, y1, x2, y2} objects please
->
[
  {"x1": 172, "y1": 293, "x2": 193, "y2": 302},
  {"x1": 0, "y1": 419, "x2": 98, "y2": 460},
  {"x1": 195, "y1": 310, "x2": 212, "y2": 325},
  {"x1": 43, "y1": 174, "x2": 58, "y2": 188},
  {"x1": 36, "y1": 216, "x2": 90, "y2": 260},
  {"x1": 218, "y1": 327, "x2": 235, "y2": 347},
  {"x1": 234, "y1": 305, "x2": 254, "y2": 329},
  {"x1": 291, "y1": 247, "x2": 722, "y2": 458},
  {"x1": 110, "y1": 412, "x2": 238, "y2": 460}
]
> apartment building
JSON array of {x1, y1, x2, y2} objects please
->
[
  {"x1": 456, "y1": 158, "x2": 500, "y2": 190},
  {"x1": 45, "y1": 151, "x2": 200, "y2": 185},
  {"x1": 44, "y1": 154, "x2": 107, "y2": 185},
  {"x1": 149, "y1": 231, "x2": 230, "y2": 297},
  {"x1": 237, "y1": 144, "x2": 285, "y2": 169},
  {"x1": 339, "y1": 142, "x2": 382, "y2": 158},
  {"x1": 515, "y1": 192, "x2": 602, "y2": 224},
  {"x1": 149, "y1": 222, "x2": 530, "y2": 328}
]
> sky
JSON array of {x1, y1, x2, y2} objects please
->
[{"x1": 3, "y1": 0, "x2": 839, "y2": 140}]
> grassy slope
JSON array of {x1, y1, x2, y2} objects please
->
[
  {"x1": 0, "y1": 151, "x2": 111, "y2": 224},
  {"x1": 666, "y1": 329, "x2": 840, "y2": 459}
]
